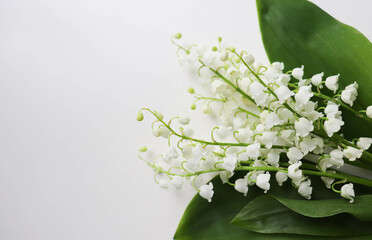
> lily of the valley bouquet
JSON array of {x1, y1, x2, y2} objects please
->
[{"x1": 137, "y1": 0, "x2": 372, "y2": 239}]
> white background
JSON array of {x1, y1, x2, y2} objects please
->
[{"x1": 1, "y1": 0, "x2": 371, "y2": 239}]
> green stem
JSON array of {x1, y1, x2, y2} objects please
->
[
  {"x1": 144, "y1": 108, "x2": 287, "y2": 149},
  {"x1": 232, "y1": 51, "x2": 301, "y2": 118},
  {"x1": 238, "y1": 107, "x2": 260, "y2": 118},
  {"x1": 208, "y1": 67, "x2": 257, "y2": 105},
  {"x1": 154, "y1": 165, "x2": 372, "y2": 188}
]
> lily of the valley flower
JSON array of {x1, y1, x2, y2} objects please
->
[
  {"x1": 287, "y1": 147, "x2": 304, "y2": 164},
  {"x1": 343, "y1": 147, "x2": 363, "y2": 161},
  {"x1": 325, "y1": 74, "x2": 339, "y2": 93},
  {"x1": 288, "y1": 162, "x2": 303, "y2": 184},
  {"x1": 294, "y1": 117, "x2": 314, "y2": 137},
  {"x1": 199, "y1": 182, "x2": 214, "y2": 202},
  {"x1": 367, "y1": 106, "x2": 372, "y2": 119},
  {"x1": 329, "y1": 149, "x2": 344, "y2": 168},
  {"x1": 256, "y1": 172, "x2": 271, "y2": 193},
  {"x1": 234, "y1": 178, "x2": 249, "y2": 196},
  {"x1": 292, "y1": 65, "x2": 304, "y2": 80},
  {"x1": 341, "y1": 82, "x2": 358, "y2": 106},
  {"x1": 341, "y1": 183, "x2": 355, "y2": 203},
  {"x1": 324, "y1": 118, "x2": 344, "y2": 137},
  {"x1": 298, "y1": 179, "x2": 313, "y2": 200},
  {"x1": 275, "y1": 172, "x2": 288, "y2": 186},
  {"x1": 357, "y1": 137, "x2": 372, "y2": 150}
]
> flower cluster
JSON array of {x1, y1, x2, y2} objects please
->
[{"x1": 137, "y1": 34, "x2": 372, "y2": 203}]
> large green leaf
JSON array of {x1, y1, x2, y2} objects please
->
[
  {"x1": 231, "y1": 194, "x2": 372, "y2": 237},
  {"x1": 256, "y1": 0, "x2": 372, "y2": 139},
  {"x1": 173, "y1": 175, "x2": 372, "y2": 239}
]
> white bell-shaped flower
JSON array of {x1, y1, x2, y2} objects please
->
[
  {"x1": 246, "y1": 143, "x2": 261, "y2": 160},
  {"x1": 343, "y1": 147, "x2": 363, "y2": 161},
  {"x1": 341, "y1": 82, "x2": 358, "y2": 107},
  {"x1": 324, "y1": 101, "x2": 341, "y2": 119},
  {"x1": 299, "y1": 137, "x2": 316, "y2": 155},
  {"x1": 298, "y1": 179, "x2": 312, "y2": 200},
  {"x1": 288, "y1": 161, "x2": 303, "y2": 183},
  {"x1": 340, "y1": 183, "x2": 355, "y2": 203},
  {"x1": 292, "y1": 66, "x2": 304, "y2": 80},
  {"x1": 329, "y1": 149, "x2": 344, "y2": 168},
  {"x1": 274, "y1": 85, "x2": 294, "y2": 104},
  {"x1": 259, "y1": 131, "x2": 276, "y2": 149},
  {"x1": 234, "y1": 178, "x2": 249, "y2": 196},
  {"x1": 163, "y1": 147, "x2": 179, "y2": 163},
  {"x1": 219, "y1": 51, "x2": 229, "y2": 61},
  {"x1": 324, "y1": 118, "x2": 344, "y2": 137},
  {"x1": 243, "y1": 53, "x2": 255, "y2": 65},
  {"x1": 267, "y1": 151, "x2": 280, "y2": 167},
  {"x1": 321, "y1": 175, "x2": 335, "y2": 189},
  {"x1": 199, "y1": 182, "x2": 214, "y2": 202},
  {"x1": 265, "y1": 112, "x2": 282, "y2": 128},
  {"x1": 235, "y1": 128, "x2": 253, "y2": 142},
  {"x1": 325, "y1": 74, "x2": 339, "y2": 93},
  {"x1": 211, "y1": 80, "x2": 227, "y2": 94},
  {"x1": 367, "y1": 106, "x2": 372, "y2": 119},
  {"x1": 217, "y1": 126, "x2": 231, "y2": 139},
  {"x1": 311, "y1": 72, "x2": 323, "y2": 86},
  {"x1": 222, "y1": 155, "x2": 238, "y2": 173},
  {"x1": 295, "y1": 86, "x2": 313, "y2": 106},
  {"x1": 272, "y1": 62, "x2": 284, "y2": 71},
  {"x1": 256, "y1": 172, "x2": 271, "y2": 193},
  {"x1": 179, "y1": 115, "x2": 190, "y2": 125},
  {"x1": 318, "y1": 157, "x2": 332, "y2": 172},
  {"x1": 192, "y1": 145, "x2": 206, "y2": 159},
  {"x1": 357, "y1": 137, "x2": 372, "y2": 150},
  {"x1": 287, "y1": 147, "x2": 304, "y2": 164},
  {"x1": 295, "y1": 117, "x2": 314, "y2": 137},
  {"x1": 275, "y1": 171, "x2": 288, "y2": 186}
]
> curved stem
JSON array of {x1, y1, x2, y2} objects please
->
[{"x1": 143, "y1": 108, "x2": 288, "y2": 149}]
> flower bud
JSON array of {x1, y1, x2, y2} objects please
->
[
  {"x1": 173, "y1": 33, "x2": 182, "y2": 39},
  {"x1": 136, "y1": 111, "x2": 144, "y2": 121},
  {"x1": 139, "y1": 146, "x2": 147, "y2": 152},
  {"x1": 152, "y1": 127, "x2": 162, "y2": 137},
  {"x1": 179, "y1": 116, "x2": 190, "y2": 125},
  {"x1": 155, "y1": 111, "x2": 163, "y2": 120},
  {"x1": 243, "y1": 53, "x2": 255, "y2": 65},
  {"x1": 202, "y1": 105, "x2": 212, "y2": 114},
  {"x1": 190, "y1": 103, "x2": 196, "y2": 110},
  {"x1": 220, "y1": 51, "x2": 228, "y2": 61},
  {"x1": 188, "y1": 87, "x2": 195, "y2": 94}
]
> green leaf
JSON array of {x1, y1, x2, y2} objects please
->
[
  {"x1": 173, "y1": 175, "x2": 372, "y2": 239},
  {"x1": 231, "y1": 194, "x2": 372, "y2": 237},
  {"x1": 274, "y1": 194, "x2": 372, "y2": 221},
  {"x1": 256, "y1": 0, "x2": 372, "y2": 139}
]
